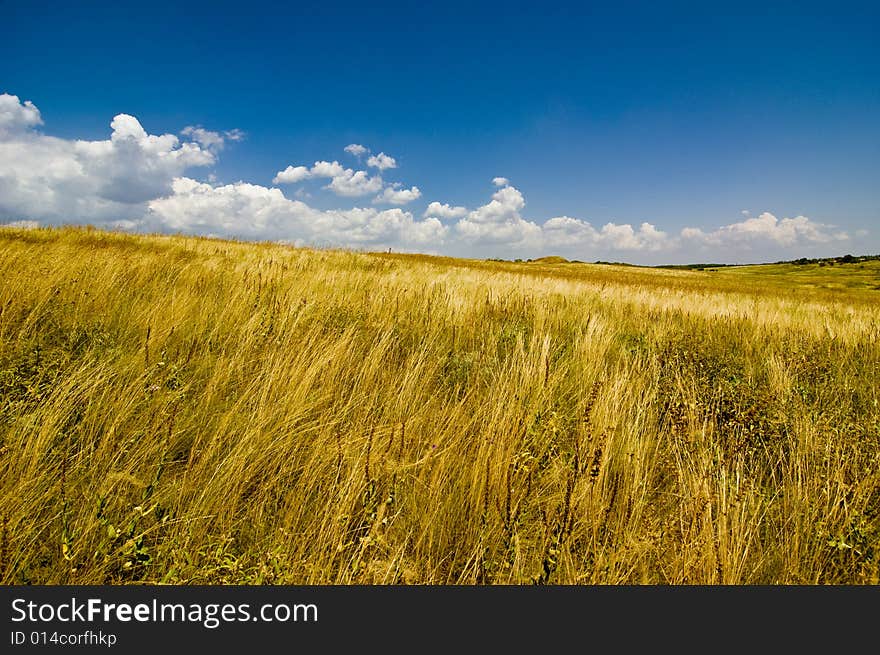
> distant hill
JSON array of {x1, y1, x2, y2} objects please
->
[{"x1": 528, "y1": 256, "x2": 569, "y2": 264}]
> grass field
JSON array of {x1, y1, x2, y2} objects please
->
[{"x1": 1, "y1": 226, "x2": 878, "y2": 584}]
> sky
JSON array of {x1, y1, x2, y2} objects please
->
[{"x1": 1, "y1": 0, "x2": 878, "y2": 264}]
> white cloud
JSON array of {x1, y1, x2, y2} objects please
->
[
  {"x1": 271, "y1": 161, "x2": 345, "y2": 184},
  {"x1": 455, "y1": 182, "x2": 541, "y2": 247},
  {"x1": 424, "y1": 201, "x2": 468, "y2": 219},
  {"x1": 680, "y1": 212, "x2": 846, "y2": 248},
  {"x1": 492, "y1": 177, "x2": 509, "y2": 187},
  {"x1": 147, "y1": 177, "x2": 446, "y2": 248},
  {"x1": 542, "y1": 216, "x2": 671, "y2": 251},
  {"x1": 0, "y1": 94, "x2": 43, "y2": 137},
  {"x1": 454, "y1": 197, "x2": 844, "y2": 258},
  {"x1": 179, "y1": 126, "x2": 244, "y2": 151},
  {"x1": 0, "y1": 95, "x2": 215, "y2": 224},
  {"x1": 273, "y1": 165, "x2": 311, "y2": 184},
  {"x1": 310, "y1": 160, "x2": 348, "y2": 178},
  {"x1": 541, "y1": 216, "x2": 595, "y2": 246},
  {"x1": 374, "y1": 185, "x2": 421, "y2": 205},
  {"x1": 272, "y1": 159, "x2": 382, "y2": 197},
  {"x1": 344, "y1": 143, "x2": 367, "y2": 157},
  {"x1": 367, "y1": 152, "x2": 397, "y2": 170},
  {"x1": 600, "y1": 222, "x2": 670, "y2": 251},
  {"x1": 327, "y1": 169, "x2": 384, "y2": 197},
  {"x1": 180, "y1": 126, "x2": 225, "y2": 151}
]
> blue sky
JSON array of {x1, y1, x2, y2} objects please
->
[{"x1": 1, "y1": 0, "x2": 878, "y2": 263}]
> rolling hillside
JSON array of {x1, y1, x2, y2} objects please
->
[{"x1": 1, "y1": 226, "x2": 878, "y2": 584}]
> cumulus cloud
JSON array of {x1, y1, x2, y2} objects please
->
[
  {"x1": 0, "y1": 96, "x2": 433, "y2": 248},
  {"x1": 147, "y1": 177, "x2": 445, "y2": 248},
  {"x1": 374, "y1": 185, "x2": 421, "y2": 205},
  {"x1": 327, "y1": 169, "x2": 384, "y2": 197},
  {"x1": 447, "y1": 182, "x2": 846, "y2": 259},
  {"x1": 455, "y1": 182, "x2": 542, "y2": 247},
  {"x1": 180, "y1": 126, "x2": 225, "y2": 150},
  {"x1": 272, "y1": 159, "x2": 382, "y2": 196},
  {"x1": 273, "y1": 165, "x2": 311, "y2": 184},
  {"x1": 542, "y1": 217, "x2": 670, "y2": 251},
  {"x1": 310, "y1": 160, "x2": 348, "y2": 178},
  {"x1": 0, "y1": 94, "x2": 215, "y2": 224},
  {"x1": 602, "y1": 222, "x2": 670, "y2": 251},
  {"x1": 0, "y1": 93, "x2": 43, "y2": 137},
  {"x1": 537, "y1": 211, "x2": 840, "y2": 258},
  {"x1": 424, "y1": 201, "x2": 468, "y2": 219},
  {"x1": 454, "y1": 182, "x2": 664, "y2": 253},
  {"x1": 680, "y1": 212, "x2": 846, "y2": 248},
  {"x1": 180, "y1": 126, "x2": 244, "y2": 151},
  {"x1": 367, "y1": 152, "x2": 397, "y2": 170},
  {"x1": 344, "y1": 143, "x2": 367, "y2": 157}
]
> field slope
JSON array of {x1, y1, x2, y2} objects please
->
[{"x1": 1, "y1": 226, "x2": 878, "y2": 584}]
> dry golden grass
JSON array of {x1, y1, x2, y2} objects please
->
[{"x1": 0, "y1": 226, "x2": 878, "y2": 584}]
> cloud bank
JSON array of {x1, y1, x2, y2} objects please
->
[
  {"x1": 147, "y1": 177, "x2": 445, "y2": 247},
  {"x1": 0, "y1": 93, "x2": 856, "y2": 261}
]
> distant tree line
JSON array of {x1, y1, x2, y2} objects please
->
[
  {"x1": 656, "y1": 254, "x2": 880, "y2": 270},
  {"x1": 783, "y1": 254, "x2": 880, "y2": 266}
]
